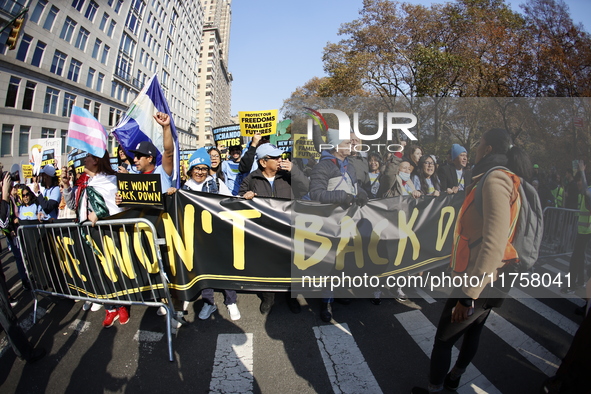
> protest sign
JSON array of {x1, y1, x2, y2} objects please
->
[
  {"x1": 293, "y1": 133, "x2": 322, "y2": 160},
  {"x1": 239, "y1": 110, "x2": 277, "y2": 137},
  {"x1": 213, "y1": 124, "x2": 242, "y2": 150},
  {"x1": 29, "y1": 138, "x2": 62, "y2": 175},
  {"x1": 117, "y1": 173, "x2": 163, "y2": 207},
  {"x1": 22, "y1": 164, "x2": 33, "y2": 179}
]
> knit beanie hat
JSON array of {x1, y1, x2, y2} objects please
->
[
  {"x1": 188, "y1": 147, "x2": 211, "y2": 171},
  {"x1": 451, "y1": 144, "x2": 467, "y2": 161}
]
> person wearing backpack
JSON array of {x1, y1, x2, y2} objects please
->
[
  {"x1": 561, "y1": 161, "x2": 591, "y2": 294},
  {"x1": 412, "y1": 128, "x2": 533, "y2": 394}
]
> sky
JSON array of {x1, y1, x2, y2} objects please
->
[{"x1": 228, "y1": 0, "x2": 591, "y2": 118}]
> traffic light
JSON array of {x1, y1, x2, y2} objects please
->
[{"x1": 6, "y1": 17, "x2": 24, "y2": 50}]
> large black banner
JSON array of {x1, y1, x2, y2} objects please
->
[{"x1": 18, "y1": 191, "x2": 464, "y2": 301}]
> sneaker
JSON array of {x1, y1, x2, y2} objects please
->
[
  {"x1": 9, "y1": 297, "x2": 18, "y2": 308},
  {"x1": 157, "y1": 306, "x2": 168, "y2": 316},
  {"x1": 444, "y1": 372, "x2": 461, "y2": 391},
  {"x1": 287, "y1": 297, "x2": 302, "y2": 314},
  {"x1": 182, "y1": 301, "x2": 191, "y2": 311},
  {"x1": 227, "y1": 303, "x2": 241, "y2": 321},
  {"x1": 90, "y1": 303, "x2": 103, "y2": 312},
  {"x1": 118, "y1": 307, "x2": 129, "y2": 325},
  {"x1": 260, "y1": 293, "x2": 275, "y2": 315},
  {"x1": 395, "y1": 287, "x2": 408, "y2": 302},
  {"x1": 198, "y1": 303, "x2": 217, "y2": 320},
  {"x1": 320, "y1": 302, "x2": 332, "y2": 323},
  {"x1": 82, "y1": 301, "x2": 92, "y2": 311},
  {"x1": 103, "y1": 309, "x2": 119, "y2": 328}
]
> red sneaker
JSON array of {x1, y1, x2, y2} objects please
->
[
  {"x1": 103, "y1": 309, "x2": 119, "y2": 328},
  {"x1": 118, "y1": 306, "x2": 129, "y2": 325}
]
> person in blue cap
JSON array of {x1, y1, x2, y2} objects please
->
[{"x1": 438, "y1": 143, "x2": 472, "y2": 194}]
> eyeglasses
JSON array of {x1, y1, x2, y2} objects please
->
[
  {"x1": 210, "y1": 154, "x2": 220, "y2": 159},
  {"x1": 264, "y1": 156, "x2": 281, "y2": 161},
  {"x1": 22, "y1": 193, "x2": 30, "y2": 197},
  {"x1": 194, "y1": 167, "x2": 209, "y2": 173}
]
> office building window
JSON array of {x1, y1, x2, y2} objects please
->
[
  {"x1": 62, "y1": 93, "x2": 76, "y2": 117},
  {"x1": 86, "y1": 67, "x2": 95, "y2": 88},
  {"x1": 72, "y1": 0, "x2": 85, "y2": 12},
  {"x1": 43, "y1": 87, "x2": 59, "y2": 114},
  {"x1": 93, "y1": 102, "x2": 100, "y2": 119},
  {"x1": 31, "y1": 41, "x2": 46, "y2": 67},
  {"x1": 92, "y1": 38, "x2": 101, "y2": 59},
  {"x1": 97, "y1": 73, "x2": 104, "y2": 92},
  {"x1": 60, "y1": 17, "x2": 77, "y2": 42},
  {"x1": 30, "y1": 0, "x2": 48, "y2": 24},
  {"x1": 22, "y1": 81, "x2": 36, "y2": 110},
  {"x1": 99, "y1": 12, "x2": 109, "y2": 31},
  {"x1": 84, "y1": 0, "x2": 98, "y2": 22},
  {"x1": 41, "y1": 127, "x2": 55, "y2": 138},
  {"x1": 1, "y1": 125, "x2": 13, "y2": 156},
  {"x1": 101, "y1": 45, "x2": 110, "y2": 64},
  {"x1": 16, "y1": 34, "x2": 32, "y2": 61},
  {"x1": 5, "y1": 76, "x2": 20, "y2": 107},
  {"x1": 43, "y1": 5, "x2": 59, "y2": 31},
  {"x1": 120, "y1": 33, "x2": 136, "y2": 56},
  {"x1": 114, "y1": 0, "x2": 123, "y2": 13},
  {"x1": 67, "y1": 58, "x2": 82, "y2": 82},
  {"x1": 83, "y1": 98, "x2": 91, "y2": 110},
  {"x1": 61, "y1": 130, "x2": 68, "y2": 153},
  {"x1": 19, "y1": 126, "x2": 30, "y2": 156},
  {"x1": 74, "y1": 27, "x2": 89, "y2": 51},
  {"x1": 50, "y1": 50, "x2": 67, "y2": 75},
  {"x1": 107, "y1": 20, "x2": 116, "y2": 37}
]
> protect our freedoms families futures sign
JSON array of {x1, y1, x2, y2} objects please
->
[{"x1": 238, "y1": 110, "x2": 278, "y2": 137}]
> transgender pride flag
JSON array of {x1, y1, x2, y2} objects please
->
[
  {"x1": 67, "y1": 106, "x2": 108, "y2": 157},
  {"x1": 112, "y1": 74, "x2": 180, "y2": 187}
]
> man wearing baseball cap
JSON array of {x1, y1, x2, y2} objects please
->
[
  {"x1": 34, "y1": 164, "x2": 61, "y2": 220},
  {"x1": 127, "y1": 112, "x2": 175, "y2": 192}
]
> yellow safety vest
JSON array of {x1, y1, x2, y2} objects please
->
[
  {"x1": 577, "y1": 193, "x2": 591, "y2": 234},
  {"x1": 551, "y1": 186, "x2": 564, "y2": 207}
]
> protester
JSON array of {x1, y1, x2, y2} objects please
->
[
  {"x1": 17, "y1": 186, "x2": 37, "y2": 221},
  {"x1": 240, "y1": 143, "x2": 309, "y2": 314},
  {"x1": 364, "y1": 151, "x2": 382, "y2": 198},
  {"x1": 549, "y1": 173, "x2": 564, "y2": 208},
  {"x1": 33, "y1": 164, "x2": 61, "y2": 221},
  {"x1": 404, "y1": 143, "x2": 424, "y2": 175},
  {"x1": 221, "y1": 144, "x2": 245, "y2": 196},
  {"x1": 171, "y1": 147, "x2": 239, "y2": 320},
  {"x1": 58, "y1": 166, "x2": 77, "y2": 219},
  {"x1": 438, "y1": 144, "x2": 472, "y2": 194},
  {"x1": 239, "y1": 132, "x2": 265, "y2": 174},
  {"x1": 564, "y1": 168, "x2": 578, "y2": 209},
  {"x1": 308, "y1": 129, "x2": 368, "y2": 322},
  {"x1": 412, "y1": 128, "x2": 532, "y2": 394},
  {"x1": 561, "y1": 161, "x2": 591, "y2": 294},
  {"x1": 413, "y1": 155, "x2": 441, "y2": 196},
  {"x1": 378, "y1": 158, "x2": 421, "y2": 199},
  {"x1": 208, "y1": 147, "x2": 226, "y2": 185},
  {"x1": 1, "y1": 180, "x2": 46, "y2": 363},
  {"x1": 117, "y1": 146, "x2": 138, "y2": 174}
]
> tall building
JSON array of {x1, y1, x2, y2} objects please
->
[
  {"x1": 195, "y1": 0, "x2": 233, "y2": 148},
  {"x1": 0, "y1": 0, "x2": 233, "y2": 170}
]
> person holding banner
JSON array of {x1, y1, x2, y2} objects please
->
[
  {"x1": 170, "y1": 147, "x2": 239, "y2": 320},
  {"x1": 240, "y1": 143, "x2": 309, "y2": 314},
  {"x1": 33, "y1": 165, "x2": 61, "y2": 221}
]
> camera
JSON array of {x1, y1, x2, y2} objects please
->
[{"x1": 1, "y1": 169, "x2": 20, "y2": 183}]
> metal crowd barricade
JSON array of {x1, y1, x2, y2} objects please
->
[
  {"x1": 540, "y1": 207, "x2": 580, "y2": 257},
  {"x1": 17, "y1": 218, "x2": 180, "y2": 362}
]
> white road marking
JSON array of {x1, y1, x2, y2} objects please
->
[
  {"x1": 314, "y1": 323, "x2": 383, "y2": 394},
  {"x1": 395, "y1": 310, "x2": 500, "y2": 394},
  {"x1": 537, "y1": 265, "x2": 586, "y2": 306},
  {"x1": 68, "y1": 319, "x2": 91, "y2": 334},
  {"x1": 415, "y1": 288, "x2": 437, "y2": 304},
  {"x1": 486, "y1": 311, "x2": 560, "y2": 376},
  {"x1": 209, "y1": 333, "x2": 254, "y2": 394},
  {"x1": 508, "y1": 288, "x2": 579, "y2": 336}
]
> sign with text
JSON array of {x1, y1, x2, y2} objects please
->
[
  {"x1": 22, "y1": 164, "x2": 33, "y2": 179},
  {"x1": 293, "y1": 133, "x2": 322, "y2": 160},
  {"x1": 239, "y1": 110, "x2": 278, "y2": 137},
  {"x1": 117, "y1": 173, "x2": 163, "y2": 207},
  {"x1": 213, "y1": 124, "x2": 242, "y2": 149}
]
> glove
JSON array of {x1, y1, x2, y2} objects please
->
[
  {"x1": 342, "y1": 193, "x2": 355, "y2": 208},
  {"x1": 356, "y1": 189, "x2": 369, "y2": 207}
]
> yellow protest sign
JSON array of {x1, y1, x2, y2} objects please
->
[
  {"x1": 239, "y1": 110, "x2": 277, "y2": 137},
  {"x1": 293, "y1": 133, "x2": 322, "y2": 160},
  {"x1": 22, "y1": 164, "x2": 33, "y2": 179}
]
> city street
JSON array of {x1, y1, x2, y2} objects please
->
[{"x1": 0, "y1": 238, "x2": 584, "y2": 393}]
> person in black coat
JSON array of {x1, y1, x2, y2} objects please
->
[{"x1": 438, "y1": 144, "x2": 472, "y2": 194}]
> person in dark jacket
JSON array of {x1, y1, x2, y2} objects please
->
[
  {"x1": 438, "y1": 144, "x2": 472, "y2": 194},
  {"x1": 308, "y1": 129, "x2": 368, "y2": 322},
  {"x1": 239, "y1": 143, "x2": 309, "y2": 314}
]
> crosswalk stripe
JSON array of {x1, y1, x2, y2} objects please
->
[
  {"x1": 415, "y1": 288, "x2": 436, "y2": 304},
  {"x1": 485, "y1": 311, "x2": 560, "y2": 376},
  {"x1": 68, "y1": 319, "x2": 91, "y2": 334},
  {"x1": 313, "y1": 323, "x2": 382, "y2": 394},
  {"x1": 537, "y1": 265, "x2": 586, "y2": 306},
  {"x1": 508, "y1": 288, "x2": 579, "y2": 336},
  {"x1": 555, "y1": 258, "x2": 570, "y2": 267},
  {"x1": 395, "y1": 310, "x2": 500, "y2": 394},
  {"x1": 209, "y1": 333, "x2": 254, "y2": 394}
]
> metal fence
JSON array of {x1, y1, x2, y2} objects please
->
[
  {"x1": 17, "y1": 218, "x2": 180, "y2": 361},
  {"x1": 540, "y1": 207, "x2": 580, "y2": 257}
]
